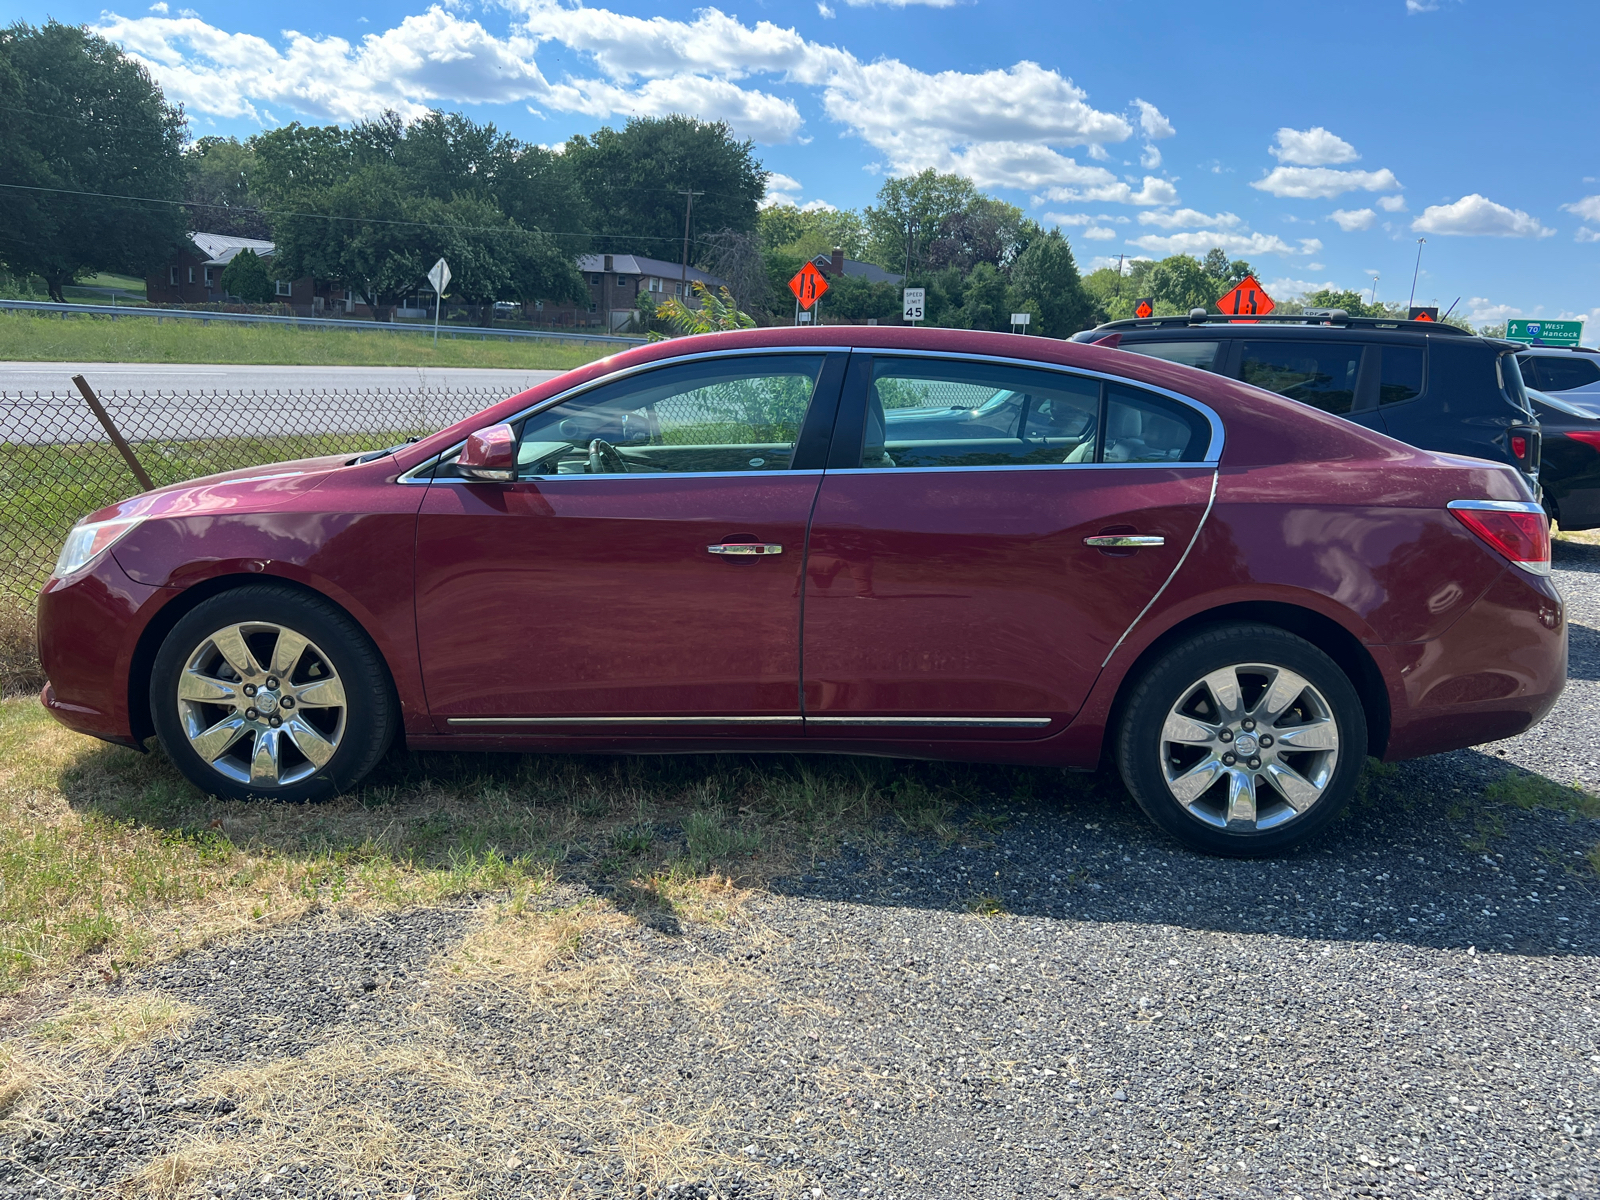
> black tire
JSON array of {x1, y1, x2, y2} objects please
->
[
  {"x1": 1115, "y1": 623, "x2": 1368, "y2": 857},
  {"x1": 149, "y1": 585, "x2": 396, "y2": 803}
]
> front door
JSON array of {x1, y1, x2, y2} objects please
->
[
  {"x1": 415, "y1": 352, "x2": 845, "y2": 734},
  {"x1": 802, "y1": 353, "x2": 1217, "y2": 740}
]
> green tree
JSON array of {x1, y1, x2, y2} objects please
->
[
  {"x1": 219, "y1": 248, "x2": 274, "y2": 303},
  {"x1": 0, "y1": 21, "x2": 187, "y2": 301},
  {"x1": 863, "y1": 170, "x2": 983, "y2": 274},
  {"x1": 1148, "y1": 254, "x2": 1218, "y2": 314},
  {"x1": 757, "y1": 205, "x2": 868, "y2": 260},
  {"x1": 185, "y1": 136, "x2": 269, "y2": 238},
  {"x1": 1008, "y1": 227, "x2": 1094, "y2": 337},
  {"x1": 562, "y1": 116, "x2": 766, "y2": 258}
]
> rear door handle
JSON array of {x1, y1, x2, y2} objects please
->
[
  {"x1": 1083, "y1": 535, "x2": 1164, "y2": 548},
  {"x1": 707, "y1": 543, "x2": 784, "y2": 556}
]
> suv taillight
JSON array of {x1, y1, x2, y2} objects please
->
[
  {"x1": 1508, "y1": 424, "x2": 1540, "y2": 473},
  {"x1": 1448, "y1": 500, "x2": 1550, "y2": 576}
]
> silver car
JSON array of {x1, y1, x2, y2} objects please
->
[{"x1": 1517, "y1": 345, "x2": 1600, "y2": 416}]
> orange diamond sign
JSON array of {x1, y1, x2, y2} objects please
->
[
  {"x1": 1134, "y1": 297, "x2": 1154, "y2": 319},
  {"x1": 1216, "y1": 275, "x2": 1275, "y2": 317},
  {"x1": 788, "y1": 261, "x2": 830, "y2": 310}
]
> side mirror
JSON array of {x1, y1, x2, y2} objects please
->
[{"x1": 458, "y1": 423, "x2": 516, "y2": 482}]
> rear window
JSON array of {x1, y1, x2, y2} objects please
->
[
  {"x1": 1120, "y1": 340, "x2": 1221, "y2": 372},
  {"x1": 1240, "y1": 341, "x2": 1362, "y2": 415},
  {"x1": 1520, "y1": 354, "x2": 1600, "y2": 391},
  {"x1": 1378, "y1": 345, "x2": 1425, "y2": 405}
]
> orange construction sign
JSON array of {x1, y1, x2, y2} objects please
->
[
  {"x1": 1134, "y1": 297, "x2": 1154, "y2": 319},
  {"x1": 1216, "y1": 275, "x2": 1275, "y2": 317},
  {"x1": 788, "y1": 261, "x2": 830, "y2": 310}
]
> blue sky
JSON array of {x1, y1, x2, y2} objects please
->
[{"x1": 10, "y1": 0, "x2": 1600, "y2": 335}]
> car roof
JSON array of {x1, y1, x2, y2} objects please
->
[
  {"x1": 1082, "y1": 313, "x2": 1526, "y2": 353},
  {"x1": 1516, "y1": 344, "x2": 1599, "y2": 355}
]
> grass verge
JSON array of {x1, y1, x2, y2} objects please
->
[
  {"x1": 0, "y1": 311, "x2": 617, "y2": 370},
  {"x1": 0, "y1": 696, "x2": 1076, "y2": 996}
]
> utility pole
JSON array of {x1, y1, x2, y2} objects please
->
[
  {"x1": 679, "y1": 188, "x2": 704, "y2": 303},
  {"x1": 1408, "y1": 238, "x2": 1426, "y2": 309}
]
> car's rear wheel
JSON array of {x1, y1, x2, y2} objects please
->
[
  {"x1": 1115, "y1": 623, "x2": 1368, "y2": 857},
  {"x1": 150, "y1": 585, "x2": 395, "y2": 802}
]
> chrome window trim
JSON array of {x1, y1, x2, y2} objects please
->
[
  {"x1": 860, "y1": 347, "x2": 1226, "y2": 463},
  {"x1": 399, "y1": 343, "x2": 1226, "y2": 483},
  {"x1": 824, "y1": 461, "x2": 1216, "y2": 476},
  {"x1": 398, "y1": 345, "x2": 852, "y2": 484},
  {"x1": 421, "y1": 468, "x2": 826, "y2": 486}
]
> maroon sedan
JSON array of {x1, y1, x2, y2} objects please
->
[{"x1": 37, "y1": 328, "x2": 1566, "y2": 855}]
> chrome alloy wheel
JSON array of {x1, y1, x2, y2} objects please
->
[
  {"x1": 1157, "y1": 663, "x2": 1340, "y2": 831},
  {"x1": 175, "y1": 622, "x2": 348, "y2": 787}
]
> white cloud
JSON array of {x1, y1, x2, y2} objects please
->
[
  {"x1": 1462, "y1": 297, "x2": 1524, "y2": 323},
  {"x1": 1140, "y1": 144, "x2": 1161, "y2": 169},
  {"x1": 1561, "y1": 195, "x2": 1600, "y2": 222},
  {"x1": 1128, "y1": 230, "x2": 1307, "y2": 257},
  {"x1": 1329, "y1": 207, "x2": 1376, "y2": 231},
  {"x1": 1251, "y1": 166, "x2": 1401, "y2": 199},
  {"x1": 1378, "y1": 194, "x2": 1407, "y2": 212},
  {"x1": 1412, "y1": 194, "x2": 1554, "y2": 238},
  {"x1": 1088, "y1": 254, "x2": 1151, "y2": 271},
  {"x1": 760, "y1": 173, "x2": 835, "y2": 212},
  {"x1": 1137, "y1": 208, "x2": 1242, "y2": 230},
  {"x1": 817, "y1": 1, "x2": 835, "y2": 15},
  {"x1": 1045, "y1": 212, "x2": 1129, "y2": 228},
  {"x1": 1269, "y1": 126, "x2": 1358, "y2": 167},
  {"x1": 1039, "y1": 175, "x2": 1179, "y2": 207},
  {"x1": 1264, "y1": 277, "x2": 1341, "y2": 299},
  {"x1": 1132, "y1": 98, "x2": 1174, "y2": 140},
  {"x1": 1575, "y1": 227, "x2": 1600, "y2": 243},
  {"x1": 1308, "y1": 262, "x2": 1324, "y2": 271},
  {"x1": 1406, "y1": 0, "x2": 1439, "y2": 12},
  {"x1": 148, "y1": 1, "x2": 168, "y2": 11}
]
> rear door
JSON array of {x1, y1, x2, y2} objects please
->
[
  {"x1": 414, "y1": 351, "x2": 845, "y2": 733},
  {"x1": 800, "y1": 353, "x2": 1218, "y2": 740}
]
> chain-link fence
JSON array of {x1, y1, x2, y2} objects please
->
[{"x1": 1, "y1": 385, "x2": 510, "y2": 605}]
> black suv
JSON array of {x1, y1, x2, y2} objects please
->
[{"x1": 1070, "y1": 312, "x2": 1540, "y2": 490}]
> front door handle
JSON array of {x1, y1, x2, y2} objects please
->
[
  {"x1": 707, "y1": 542, "x2": 784, "y2": 556},
  {"x1": 1083, "y1": 535, "x2": 1164, "y2": 548}
]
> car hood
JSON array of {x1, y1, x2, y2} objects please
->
[{"x1": 82, "y1": 454, "x2": 348, "y2": 526}]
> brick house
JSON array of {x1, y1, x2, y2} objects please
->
[
  {"x1": 145, "y1": 232, "x2": 381, "y2": 316},
  {"x1": 811, "y1": 247, "x2": 904, "y2": 286}
]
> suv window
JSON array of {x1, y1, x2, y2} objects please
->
[
  {"x1": 503, "y1": 355, "x2": 824, "y2": 477},
  {"x1": 865, "y1": 359, "x2": 1100, "y2": 468},
  {"x1": 1240, "y1": 342, "x2": 1363, "y2": 415},
  {"x1": 1520, "y1": 354, "x2": 1600, "y2": 391},
  {"x1": 1121, "y1": 341, "x2": 1221, "y2": 371},
  {"x1": 1378, "y1": 345, "x2": 1425, "y2": 405}
]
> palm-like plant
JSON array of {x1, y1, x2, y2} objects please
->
[{"x1": 648, "y1": 281, "x2": 758, "y2": 339}]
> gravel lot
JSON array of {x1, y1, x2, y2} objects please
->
[{"x1": 5, "y1": 543, "x2": 1598, "y2": 1200}]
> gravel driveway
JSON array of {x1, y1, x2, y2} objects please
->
[{"x1": 6, "y1": 544, "x2": 1598, "y2": 1200}]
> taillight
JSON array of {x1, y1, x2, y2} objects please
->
[
  {"x1": 1447, "y1": 500, "x2": 1550, "y2": 576},
  {"x1": 1511, "y1": 435, "x2": 1527, "y2": 459},
  {"x1": 1566, "y1": 429, "x2": 1600, "y2": 452}
]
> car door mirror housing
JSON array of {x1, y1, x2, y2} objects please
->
[{"x1": 458, "y1": 423, "x2": 517, "y2": 482}]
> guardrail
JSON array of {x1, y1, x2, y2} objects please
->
[{"x1": 0, "y1": 298, "x2": 648, "y2": 347}]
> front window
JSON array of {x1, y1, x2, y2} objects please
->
[
  {"x1": 447, "y1": 355, "x2": 826, "y2": 479},
  {"x1": 1240, "y1": 341, "x2": 1363, "y2": 415}
]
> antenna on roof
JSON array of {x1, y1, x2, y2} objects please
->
[{"x1": 1442, "y1": 296, "x2": 1460, "y2": 320}]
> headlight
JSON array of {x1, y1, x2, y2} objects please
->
[{"x1": 53, "y1": 517, "x2": 144, "y2": 580}]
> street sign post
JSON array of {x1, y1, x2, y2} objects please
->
[
  {"x1": 1010, "y1": 311, "x2": 1031, "y2": 334},
  {"x1": 427, "y1": 257, "x2": 451, "y2": 345},
  {"x1": 789, "y1": 262, "x2": 829, "y2": 325},
  {"x1": 903, "y1": 287, "x2": 926, "y2": 323},
  {"x1": 1216, "y1": 275, "x2": 1274, "y2": 317},
  {"x1": 1507, "y1": 318, "x2": 1583, "y2": 346}
]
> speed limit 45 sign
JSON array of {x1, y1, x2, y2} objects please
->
[{"x1": 903, "y1": 287, "x2": 925, "y2": 322}]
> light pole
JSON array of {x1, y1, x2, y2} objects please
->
[
  {"x1": 1368, "y1": 273, "x2": 1379, "y2": 307},
  {"x1": 1407, "y1": 239, "x2": 1426, "y2": 310}
]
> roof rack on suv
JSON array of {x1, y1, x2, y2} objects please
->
[{"x1": 1089, "y1": 311, "x2": 1478, "y2": 336}]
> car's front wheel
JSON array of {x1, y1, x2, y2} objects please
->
[
  {"x1": 1115, "y1": 623, "x2": 1368, "y2": 857},
  {"x1": 150, "y1": 585, "x2": 396, "y2": 802}
]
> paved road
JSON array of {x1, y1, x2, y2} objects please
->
[{"x1": 0, "y1": 362, "x2": 564, "y2": 397}]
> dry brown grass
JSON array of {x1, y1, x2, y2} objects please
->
[
  {"x1": 1555, "y1": 524, "x2": 1600, "y2": 547},
  {"x1": 0, "y1": 599, "x2": 40, "y2": 699}
]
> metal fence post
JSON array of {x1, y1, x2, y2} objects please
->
[{"x1": 71, "y1": 374, "x2": 155, "y2": 492}]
